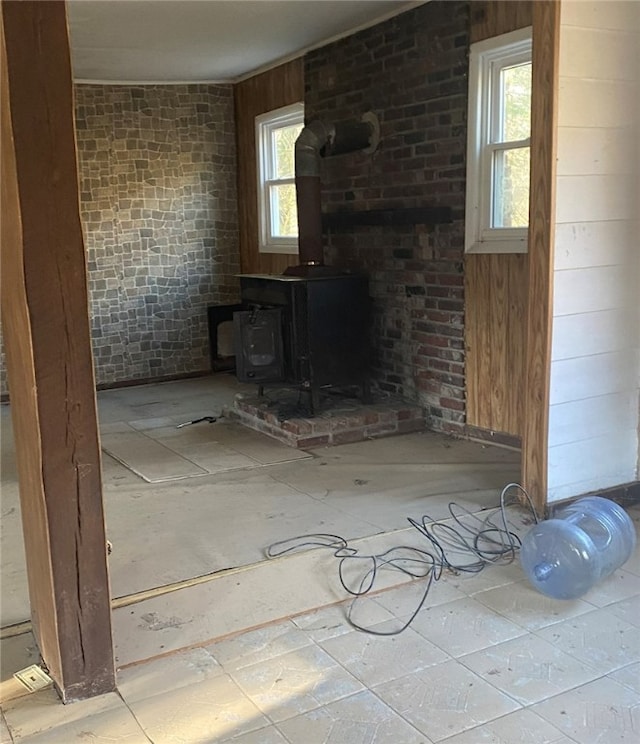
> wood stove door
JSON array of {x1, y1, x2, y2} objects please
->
[
  {"x1": 233, "y1": 308, "x2": 285, "y2": 383},
  {"x1": 305, "y1": 277, "x2": 370, "y2": 388}
]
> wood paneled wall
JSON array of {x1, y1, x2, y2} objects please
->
[
  {"x1": 469, "y1": 0, "x2": 533, "y2": 42},
  {"x1": 234, "y1": 59, "x2": 304, "y2": 275},
  {"x1": 465, "y1": 254, "x2": 528, "y2": 436},
  {"x1": 464, "y1": 1, "x2": 533, "y2": 438}
]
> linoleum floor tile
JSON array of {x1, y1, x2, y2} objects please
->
[
  {"x1": 439, "y1": 707, "x2": 575, "y2": 744},
  {"x1": 534, "y1": 607, "x2": 640, "y2": 674},
  {"x1": 474, "y1": 580, "x2": 594, "y2": 631},
  {"x1": 373, "y1": 659, "x2": 520, "y2": 742},
  {"x1": 607, "y1": 661, "x2": 640, "y2": 694},
  {"x1": 447, "y1": 561, "x2": 525, "y2": 596},
  {"x1": 117, "y1": 647, "x2": 224, "y2": 702},
  {"x1": 459, "y1": 634, "x2": 600, "y2": 706},
  {"x1": 581, "y1": 568, "x2": 640, "y2": 607},
  {"x1": 206, "y1": 620, "x2": 313, "y2": 672},
  {"x1": 123, "y1": 672, "x2": 268, "y2": 742},
  {"x1": 2, "y1": 689, "x2": 146, "y2": 743},
  {"x1": 0, "y1": 717, "x2": 10, "y2": 744},
  {"x1": 407, "y1": 596, "x2": 527, "y2": 657},
  {"x1": 606, "y1": 594, "x2": 640, "y2": 628},
  {"x1": 317, "y1": 619, "x2": 449, "y2": 688},
  {"x1": 290, "y1": 600, "x2": 396, "y2": 642},
  {"x1": 532, "y1": 676, "x2": 640, "y2": 744},
  {"x1": 229, "y1": 644, "x2": 364, "y2": 723},
  {"x1": 373, "y1": 577, "x2": 465, "y2": 618},
  {"x1": 218, "y1": 725, "x2": 289, "y2": 743},
  {"x1": 276, "y1": 689, "x2": 430, "y2": 744},
  {"x1": 0, "y1": 633, "x2": 39, "y2": 683}
]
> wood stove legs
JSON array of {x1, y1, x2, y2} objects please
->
[
  {"x1": 361, "y1": 378, "x2": 372, "y2": 405},
  {"x1": 255, "y1": 379, "x2": 371, "y2": 417},
  {"x1": 309, "y1": 387, "x2": 321, "y2": 416},
  {"x1": 308, "y1": 379, "x2": 371, "y2": 416}
]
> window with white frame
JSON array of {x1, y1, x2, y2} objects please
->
[
  {"x1": 255, "y1": 103, "x2": 304, "y2": 254},
  {"x1": 465, "y1": 27, "x2": 532, "y2": 254}
]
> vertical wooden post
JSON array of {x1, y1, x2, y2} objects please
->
[
  {"x1": 0, "y1": 1, "x2": 115, "y2": 701},
  {"x1": 522, "y1": 0, "x2": 561, "y2": 515}
]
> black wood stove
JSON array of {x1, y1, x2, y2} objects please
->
[
  {"x1": 233, "y1": 273, "x2": 370, "y2": 414},
  {"x1": 233, "y1": 113, "x2": 380, "y2": 415}
]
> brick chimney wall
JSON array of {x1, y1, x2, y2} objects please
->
[{"x1": 304, "y1": 0, "x2": 469, "y2": 433}]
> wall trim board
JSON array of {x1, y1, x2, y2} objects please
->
[
  {"x1": 522, "y1": 0, "x2": 561, "y2": 514},
  {"x1": 1, "y1": 369, "x2": 215, "y2": 403},
  {"x1": 95, "y1": 370, "x2": 214, "y2": 392},
  {"x1": 465, "y1": 425, "x2": 522, "y2": 451},
  {"x1": 547, "y1": 481, "x2": 640, "y2": 517}
]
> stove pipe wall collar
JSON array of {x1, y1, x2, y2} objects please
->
[
  {"x1": 294, "y1": 112, "x2": 380, "y2": 267},
  {"x1": 295, "y1": 112, "x2": 380, "y2": 178}
]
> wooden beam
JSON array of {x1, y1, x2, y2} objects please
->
[
  {"x1": 0, "y1": 1, "x2": 115, "y2": 701},
  {"x1": 522, "y1": 0, "x2": 560, "y2": 515}
]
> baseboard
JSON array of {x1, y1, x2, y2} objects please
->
[
  {"x1": 465, "y1": 424, "x2": 522, "y2": 451},
  {"x1": 95, "y1": 369, "x2": 213, "y2": 391},
  {"x1": 1, "y1": 369, "x2": 237, "y2": 404},
  {"x1": 549, "y1": 481, "x2": 640, "y2": 514}
]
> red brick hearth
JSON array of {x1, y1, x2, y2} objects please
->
[{"x1": 229, "y1": 390, "x2": 425, "y2": 449}]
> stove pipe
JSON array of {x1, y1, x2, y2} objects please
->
[{"x1": 294, "y1": 112, "x2": 379, "y2": 268}]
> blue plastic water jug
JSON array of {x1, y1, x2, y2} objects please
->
[{"x1": 520, "y1": 496, "x2": 637, "y2": 600}]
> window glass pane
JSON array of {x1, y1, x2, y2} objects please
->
[
  {"x1": 273, "y1": 124, "x2": 303, "y2": 178},
  {"x1": 492, "y1": 146, "x2": 530, "y2": 228},
  {"x1": 501, "y1": 62, "x2": 531, "y2": 141},
  {"x1": 270, "y1": 183, "x2": 298, "y2": 237}
]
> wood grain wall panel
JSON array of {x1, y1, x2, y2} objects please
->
[
  {"x1": 522, "y1": 0, "x2": 560, "y2": 512},
  {"x1": 234, "y1": 59, "x2": 304, "y2": 275},
  {"x1": 470, "y1": 0, "x2": 532, "y2": 43},
  {"x1": 465, "y1": 254, "x2": 527, "y2": 435},
  {"x1": 464, "y1": 2, "x2": 532, "y2": 438}
]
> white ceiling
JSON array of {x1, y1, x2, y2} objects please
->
[{"x1": 67, "y1": 1, "x2": 423, "y2": 83}]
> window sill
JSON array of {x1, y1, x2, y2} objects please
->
[
  {"x1": 258, "y1": 242, "x2": 299, "y2": 256},
  {"x1": 465, "y1": 238, "x2": 528, "y2": 254}
]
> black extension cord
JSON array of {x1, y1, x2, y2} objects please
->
[{"x1": 266, "y1": 482, "x2": 539, "y2": 636}]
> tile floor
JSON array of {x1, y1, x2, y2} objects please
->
[
  {"x1": 1, "y1": 377, "x2": 638, "y2": 742},
  {"x1": 2, "y1": 519, "x2": 639, "y2": 743}
]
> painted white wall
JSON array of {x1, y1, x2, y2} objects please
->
[{"x1": 548, "y1": 0, "x2": 640, "y2": 502}]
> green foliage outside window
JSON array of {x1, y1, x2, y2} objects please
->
[
  {"x1": 271, "y1": 123, "x2": 303, "y2": 237},
  {"x1": 496, "y1": 62, "x2": 531, "y2": 228}
]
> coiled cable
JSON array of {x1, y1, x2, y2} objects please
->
[{"x1": 266, "y1": 482, "x2": 538, "y2": 635}]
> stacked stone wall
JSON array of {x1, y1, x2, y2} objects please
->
[{"x1": 0, "y1": 84, "x2": 239, "y2": 395}]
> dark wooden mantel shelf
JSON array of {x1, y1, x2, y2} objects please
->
[{"x1": 322, "y1": 206, "x2": 452, "y2": 230}]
